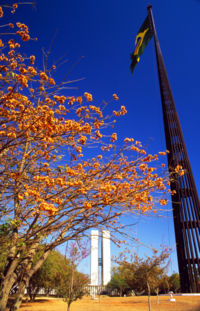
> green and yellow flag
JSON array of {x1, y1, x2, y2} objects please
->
[{"x1": 130, "y1": 16, "x2": 153, "y2": 73}]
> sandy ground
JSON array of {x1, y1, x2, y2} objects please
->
[{"x1": 16, "y1": 295, "x2": 200, "y2": 311}]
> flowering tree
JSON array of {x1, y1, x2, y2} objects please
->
[{"x1": 0, "y1": 4, "x2": 184, "y2": 311}]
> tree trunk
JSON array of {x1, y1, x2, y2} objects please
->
[
  {"x1": 147, "y1": 280, "x2": 151, "y2": 311},
  {"x1": 0, "y1": 228, "x2": 40, "y2": 311},
  {"x1": 9, "y1": 249, "x2": 51, "y2": 311},
  {"x1": 10, "y1": 271, "x2": 33, "y2": 310},
  {"x1": 32, "y1": 290, "x2": 39, "y2": 302},
  {"x1": 67, "y1": 301, "x2": 72, "y2": 311},
  {"x1": 27, "y1": 286, "x2": 33, "y2": 302},
  {"x1": 155, "y1": 288, "x2": 159, "y2": 304},
  {"x1": 0, "y1": 257, "x2": 19, "y2": 311},
  {"x1": 28, "y1": 286, "x2": 39, "y2": 302},
  {"x1": 9, "y1": 282, "x2": 26, "y2": 311},
  {"x1": 0, "y1": 277, "x2": 16, "y2": 311},
  {"x1": 0, "y1": 278, "x2": 14, "y2": 311}
]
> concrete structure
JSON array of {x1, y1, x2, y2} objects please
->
[
  {"x1": 102, "y1": 230, "x2": 111, "y2": 286},
  {"x1": 85, "y1": 285, "x2": 106, "y2": 297},
  {"x1": 90, "y1": 230, "x2": 111, "y2": 287},
  {"x1": 90, "y1": 230, "x2": 99, "y2": 286}
]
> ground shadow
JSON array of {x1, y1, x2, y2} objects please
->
[
  {"x1": 7, "y1": 297, "x2": 52, "y2": 309},
  {"x1": 185, "y1": 305, "x2": 200, "y2": 311}
]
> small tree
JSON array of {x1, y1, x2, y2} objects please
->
[
  {"x1": 113, "y1": 249, "x2": 170, "y2": 311},
  {"x1": 56, "y1": 270, "x2": 89, "y2": 311},
  {"x1": 168, "y1": 273, "x2": 180, "y2": 293},
  {"x1": 158, "y1": 272, "x2": 180, "y2": 294},
  {"x1": 159, "y1": 274, "x2": 170, "y2": 294},
  {"x1": 55, "y1": 241, "x2": 89, "y2": 311},
  {"x1": 107, "y1": 266, "x2": 130, "y2": 296}
]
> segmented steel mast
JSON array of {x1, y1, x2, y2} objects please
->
[{"x1": 148, "y1": 5, "x2": 200, "y2": 292}]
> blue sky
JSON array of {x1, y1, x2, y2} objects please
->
[{"x1": 6, "y1": 0, "x2": 200, "y2": 276}]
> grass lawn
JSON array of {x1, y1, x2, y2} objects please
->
[{"x1": 15, "y1": 295, "x2": 200, "y2": 311}]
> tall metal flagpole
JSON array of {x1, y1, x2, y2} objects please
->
[{"x1": 147, "y1": 5, "x2": 200, "y2": 293}]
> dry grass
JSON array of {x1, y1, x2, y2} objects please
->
[{"x1": 17, "y1": 295, "x2": 200, "y2": 311}]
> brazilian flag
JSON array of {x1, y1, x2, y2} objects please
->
[{"x1": 130, "y1": 16, "x2": 153, "y2": 73}]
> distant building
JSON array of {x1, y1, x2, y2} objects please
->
[{"x1": 90, "y1": 230, "x2": 111, "y2": 286}]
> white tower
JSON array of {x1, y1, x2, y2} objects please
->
[
  {"x1": 90, "y1": 230, "x2": 111, "y2": 286},
  {"x1": 102, "y1": 230, "x2": 111, "y2": 285},
  {"x1": 90, "y1": 230, "x2": 99, "y2": 285}
]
